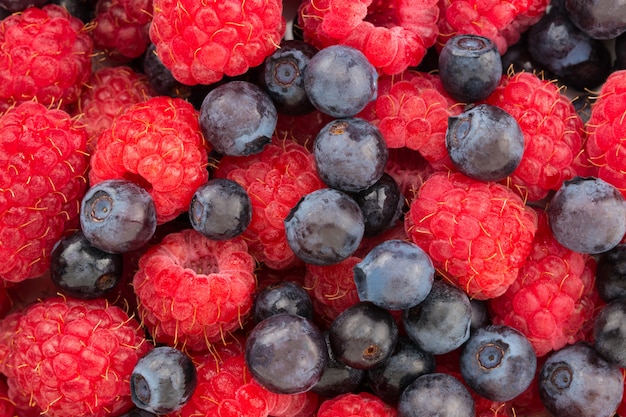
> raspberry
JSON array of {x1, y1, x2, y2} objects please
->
[
  {"x1": 0, "y1": 5, "x2": 93, "y2": 111},
  {"x1": 317, "y1": 392, "x2": 397, "y2": 417},
  {"x1": 172, "y1": 340, "x2": 319, "y2": 417},
  {"x1": 489, "y1": 209, "x2": 599, "y2": 357},
  {"x1": 91, "y1": 0, "x2": 152, "y2": 59},
  {"x1": 1, "y1": 296, "x2": 152, "y2": 417},
  {"x1": 485, "y1": 71, "x2": 585, "y2": 202},
  {"x1": 437, "y1": 0, "x2": 550, "y2": 55},
  {"x1": 385, "y1": 148, "x2": 435, "y2": 203},
  {"x1": 298, "y1": 0, "x2": 439, "y2": 75},
  {"x1": 75, "y1": 66, "x2": 154, "y2": 151},
  {"x1": 89, "y1": 96, "x2": 209, "y2": 224},
  {"x1": 214, "y1": 137, "x2": 324, "y2": 270},
  {"x1": 133, "y1": 229, "x2": 257, "y2": 351},
  {"x1": 583, "y1": 69, "x2": 626, "y2": 198},
  {"x1": 358, "y1": 70, "x2": 461, "y2": 171},
  {"x1": 0, "y1": 378, "x2": 15, "y2": 417},
  {"x1": 149, "y1": 0, "x2": 285, "y2": 86},
  {"x1": 0, "y1": 101, "x2": 89, "y2": 283},
  {"x1": 405, "y1": 172, "x2": 538, "y2": 300},
  {"x1": 274, "y1": 109, "x2": 334, "y2": 150}
]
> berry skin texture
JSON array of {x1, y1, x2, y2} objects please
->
[
  {"x1": 0, "y1": 5, "x2": 93, "y2": 111},
  {"x1": 485, "y1": 71, "x2": 585, "y2": 202},
  {"x1": 298, "y1": 0, "x2": 440, "y2": 75},
  {"x1": 2, "y1": 296, "x2": 152, "y2": 417},
  {"x1": 89, "y1": 96, "x2": 210, "y2": 224},
  {"x1": 405, "y1": 172, "x2": 538, "y2": 300},
  {"x1": 149, "y1": 0, "x2": 285, "y2": 86},
  {"x1": 0, "y1": 101, "x2": 89, "y2": 283},
  {"x1": 317, "y1": 392, "x2": 397, "y2": 417},
  {"x1": 133, "y1": 229, "x2": 257, "y2": 351},
  {"x1": 91, "y1": 0, "x2": 152, "y2": 59},
  {"x1": 583, "y1": 70, "x2": 626, "y2": 198}
]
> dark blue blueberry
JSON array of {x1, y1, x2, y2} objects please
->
[
  {"x1": 593, "y1": 299, "x2": 626, "y2": 367},
  {"x1": 118, "y1": 409, "x2": 157, "y2": 417},
  {"x1": 245, "y1": 313, "x2": 328, "y2": 394},
  {"x1": 616, "y1": 32, "x2": 626, "y2": 70},
  {"x1": 0, "y1": 0, "x2": 46, "y2": 13},
  {"x1": 328, "y1": 301, "x2": 399, "y2": 370},
  {"x1": 284, "y1": 188, "x2": 365, "y2": 266},
  {"x1": 312, "y1": 331, "x2": 365, "y2": 398},
  {"x1": 131, "y1": 347, "x2": 197, "y2": 415},
  {"x1": 397, "y1": 373, "x2": 475, "y2": 417},
  {"x1": 304, "y1": 45, "x2": 378, "y2": 118},
  {"x1": 438, "y1": 34, "x2": 502, "y2": 103},
  {"x1": 258, "y1": 40, "x2": 317, "y2": 115},
  {"x1": 547, "y1": 176, "x2": 626, "y2": 254},
  {"x1": 354, "y1": 240, "x2": 434, "y2": 311},
  {"x1": 565, "y1": 0, "x2": 626, "y2": 39},
  {"x1": 596, "y1": 244, "x2": 626, "y2": 302},
  {"x1": 460, "y1": 324, "x2": 537, "y2": 402},
  {"x1": 403, "y1": 280, "x2": 471, "y2": 355},
  {"x1": 366, "y1": 337, "x2": 436, "y2": 404},
  {"x1": 501, "y1": 34, "x2": 541, "y2": 74},
  {"x1": 48, "y1": 0, "x2": 95, "y2": 22},
  {"x1": 314, "y1": 118, "x2": 388, "y2": 193},
  {"x1": 469, "y1": 299, "x2": 490, "y2": 332},
  {"x1": 527, "y1": 7, "x2": 611, "y2": 90},
  {"x1": 80, "y1": 179, "x2": 157, "y2": 254},
  {"x1": 189, "y1": 178, "x2": 252, "y2": 241},
  {"x1": 50, "y1": 231, "x2": 123, "y2": 299},
  {"x1": 539, "y1": 343, "x2": 624, "y2": 417},
  {"x1": 351, "y1": 173, "x2": 404, "y2": 237},
  {"x1": 446, "y1": 104, "x2": 524, "y2": 182},
  {"x1": 252, "y1": 281, "x2": 314, "y2": 323},
  {"x1": 199, "y1": 81, "x2": 277, "y2": 156}
]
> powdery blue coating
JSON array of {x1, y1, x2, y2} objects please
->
[
  {"x1": 354, "y1": 239, "x2": 434, "y2": 311},
  {"x1": 539, "y1": 343, "x2": 624, "y2": 417},
  {"x1": 593, "y1": 299, "x2": 626, "y2": 368},
  {"x1": 397, "y1": 373, "x2": 475, "y2": 417}
]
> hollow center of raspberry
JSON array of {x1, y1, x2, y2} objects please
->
[
  {"x1": 186, "y1": 256, "x2": 219, "y2": 276},
  {"x1": 366, "y1": 0, "x2": 399, "y2": 27}
]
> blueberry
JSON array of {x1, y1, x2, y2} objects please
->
[
  {"x1": 118, "y1": 409, "x2": 157, "y2": 417},
  {"x1": 593, "y1": 299, "x2": 626, "y2": 368},
  {"x1": 252, "y1": 281, "x2": 314, "y2": 323},
  {"x1": 351, "y1": 173, "x2": 404, "y2": 237},
  {"x1": 469, "y1": 299, "x2": 490, "y2": 332},
  {"x1": 446, "y1": 104, "x2": 524, "y2": 182},
  {"x1": 539, "y1": 343, "x2": 624, "y2": 417},
  {"x1": 304, "y1": 45, "x2": 378, "y2": 118},
  {"x1": 353, "y1": 240, "x2": 434, "y2": 311},
  {"x1": 131, "y1": 347, "x2": 197, "y2": 415},
  {"x1": 616, "y1": 32, "x2": 626, "y2": 70},
  {"x1": 596, "y1": 244, "x2": 626, "y2": 302},
  {"x1": 314, "y1": 118, "x2": 388, "y2": 193},
  {"x1": 245, "y1": 313, "x2": 328, "y2": 394},
  {"x1": 328, "y1": 301, "x2": 399, "y2": 370},
  {"x1": 547, "y1": 176, "x2": 626, "y2": 254},
  {"x1": 312, "y1": 331, "x2": 365, "y2": 398},
  {"x1": 80, "y1": 179, "x2": 157, "y2": 254},
  {"x1": 438, "y1": 34, "x2": 502, "y2": 103},
  {"x1": 397, "y1": 373, "x2": 475, "y2": 417},
  {"x1": 188, "y1": 178, "x2": 252, "y2": 240},
  {"x1": 403, "y1": 280, "x2": 471, "y2": 355},
  {"x1": 199, "y1": 81, "x2": 277, "y2": 156},
  {"x1": 565, "y1": 0, "x2": 626, "y2": 39},
  {"x1": 258, "y1": 39, "x2": 317, "y2": 115},
  {"x1": 50, "y1": 231, "x2": 123, "y2": 299},
  {"x1": 366, "y1": 337, "x2": 436, "y2": 404},
  {"x1": 501, "y1": 34, "x2": 541, "y2": 74},
  {"x1": 460, "y1": 324, "x2": 537, "y2": 402},
  {"x1": 284, "y1": 188, "x2": 365, "y2": 266}
]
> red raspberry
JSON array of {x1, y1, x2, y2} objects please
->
[
  {"x1": 89, "y1": 96, "x2": 210, "y2": 224},
  {"x1": 405, "y1": 172, "x2": 538, "y2": 300},
  {"x1": 133, "y1": 229, "x2": 257, "y2": 351},
  {"x1": 385, "y1": 147, "x2": 436, "y2": 203},
  {"x1": 358, "y1": 70, "x2": 461, "y2": 171},
  {"x1": 485, "y1": 71, "x2": 585, "y2": 202},
  {"x1": 274, "y1": 109, "x2": 334, "y2": 151},
  {"x1": 172, "y1": 340, "x2": 319, "y2": 417},
  {"x1": 0, "y1": 101, "x2": 89, "y2": 283},
  {"x1": 76, "y1": 66, "x2": 154, "y2": 151},
  {"x1": 489, "y1": 209, "x2": 599, "y2": 357},
  {"x1": 437, "y1": 0, "x2": 550, "y2": 55},
  {"x1": 2, "y1": 296, "x2": 152, "y2": 417},
  {"x1": 583, "y1": 69, "x2": 626, "y2": 198},
  {"x1": 0, "y1": 5, "x2": 93, "y2": 111},
  {"x1": 0, "y1": 378, "x2": 15, "y2": 417},
  {"x1": 298, "y1": 0, "x2": 439, "y2": 75},
  {"x1": 91, "y1": 0, "x2": 152, "y2": 59},
  {"x1": 215, "y1": 137, "x2": 324, "y2": 270},
  {"x1": 317, "y1": 392, "x2": 397, "y2": 417},
  {"x1": 149, "y1": 0, "x2": 285, "y2": 86}
]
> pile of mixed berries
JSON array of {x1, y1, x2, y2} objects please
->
[{"x1": 2, "y1": 0, "x2": 626, "y2": 416}]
